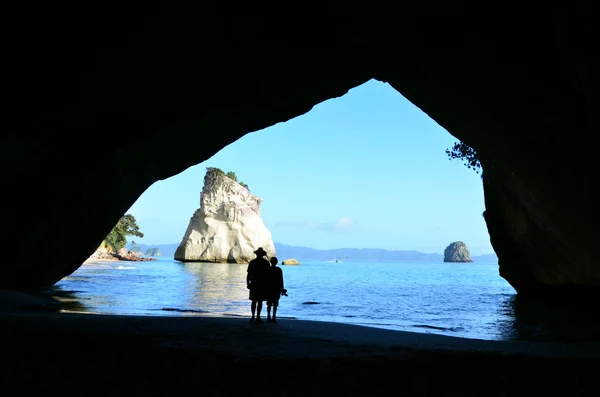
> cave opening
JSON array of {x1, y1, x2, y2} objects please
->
[
  {"x1": 51, "y1": 79, "x2": 534, "y2": 341},
  {"x1": 4, "y1": 9, "x2": 600, "y2": 392}
]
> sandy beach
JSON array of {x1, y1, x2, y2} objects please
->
[{"x1": 1, "y1": 290, "x2": 599, "y2": 396}]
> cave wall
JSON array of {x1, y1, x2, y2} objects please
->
[{"x1": 2, "y1": 4, "x2": 599, "y2": 295}]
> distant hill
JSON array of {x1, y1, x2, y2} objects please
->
[
  {"x1": 273, "y1": 243, "x2": 444, "y2": 262},
  {"x1": 128, "y1": 243, "x2": 179, "y2": 257},
  {"x1": 128, "y1": 242, "x2": 498, "y2": 263},
  {"x1": 145, "y1": 247, "x2": 162, "y2": 257},
  {"x1": 274, "y1": 243, "x2": 498, "y2": 263},
  {"x1": 471, "y1": 253, "x2": 499, "y2": 263}
]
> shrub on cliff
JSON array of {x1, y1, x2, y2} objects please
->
[
  {"x1": 206, "y1": 167, "x2": 225, "y2": 176},
  {"x1": 207, "y1": 167, "x2": 250, "y2": 191},
  {"x1": 104, "y1": 214, "x2": 144, "y2": 252},
  {"x1": 446, "y1": 141, "x2": 481, "y2": 174}
]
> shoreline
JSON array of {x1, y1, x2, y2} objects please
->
[
  {"x1": 44, "y1": 261, "x2": 600, "y2": 344},
  {"x1": 5, "y1": 309, "x2": 600, "y2": 360},
  {"x1": 1, "y1": 290, "x2": 599, "y2": 395},
  {"x1": 4, "y1": 288, "x2": 600, "y2": 358}
]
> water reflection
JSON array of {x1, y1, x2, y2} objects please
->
[
  {"x1": 181, "y1": 262, "x2": 249, "y2": 316},
  {"x1": 39, "y1": 285, "x2": 91, "y2": 313},
  {"x1": 492, "y1": 294, "x2": 522, "y2": 340},
  {"x1": 51, "y1": 261, "x2": 193, "y2": 315},
  {"x1": 46, "y1": 259, "x2": 600, "y2": 342},
  {"x1": 496, "y1": 294, "x2": 600, "y2": 342}
]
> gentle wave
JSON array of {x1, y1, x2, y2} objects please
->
[
  {"x1": 52, "y1": 258, "x2": 529, "y2": 341},
  {"x1": 159, "y1": 307, "x2": 209, "y2": 314},
  {"x1": 411, "y1": 324, "x2": 464, "y2": 332}
]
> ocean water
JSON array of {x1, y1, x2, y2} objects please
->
[{"x1": 48, "y1": 257, "x2": 600, "y2": 342}]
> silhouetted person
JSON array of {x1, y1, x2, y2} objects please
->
[
  {"x1": 247, "y1": 247, "x2": 270, "y2": 323},
  {"x1": 266, "y1": 256, "x2": 285, "y2": 323}
]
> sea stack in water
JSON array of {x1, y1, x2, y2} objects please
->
[
  {"x1": 174, "y1": 167, "x2": 275, "y2": 263},
  {"x1": 145, "y1": 248, "x2": 161, "y2": 257},
  {"x1": 443, "y1": 241, "x2": 474, "y2": 263}
]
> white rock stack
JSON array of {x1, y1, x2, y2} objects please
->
[{"x1": 174, "y1": 168, "x2": 275, "y2": 263}]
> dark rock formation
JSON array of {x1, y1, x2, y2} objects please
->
[
  {"x1": 145, "y1": 248, "x2": 162, "y2": 257},
  {"x1": 444, "y1": 242, "x2": 473, "y2": 263},
  {"x1": 1, "y1": 5, "x2": 599, "y2": 301}
]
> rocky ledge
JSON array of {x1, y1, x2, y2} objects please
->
[{"x1": 87, "y1": 247, "x2": 157, "y2": 262}]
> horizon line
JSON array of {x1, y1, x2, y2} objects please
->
[{"x1": 129, "y1": 241, "x2": 497, "y2": 256}]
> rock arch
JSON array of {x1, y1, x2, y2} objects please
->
[{"x1": 2, "y1": 4, "x2": 598, "y2": 299}]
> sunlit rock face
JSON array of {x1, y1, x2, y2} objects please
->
[
  {"x1": 174, "y1": 169, "x2": 275, "y2": 263},
  {"x1": 444, "y1": 242, "x2": 473, "y2": 263},
  {"x1": 1, "y1": 5, "x2": 599, "y2": 300}
]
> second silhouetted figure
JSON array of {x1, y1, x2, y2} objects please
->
[{"x1": 266, "y1": 256, "x2": 286, "y2": 323}]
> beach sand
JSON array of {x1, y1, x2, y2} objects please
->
[{"x1": 1, "y1": 289, "x2": 599, "y2": 396}]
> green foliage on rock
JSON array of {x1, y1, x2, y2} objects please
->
[
  {"x1": 104, "y1": 214, "x2": 144, "y2": 252},
  {"x1": 206, "y1": 167, "x2": 225, "y2": 176},
  {"x1": 206, "y1": 167, "x2": 250, "y2": 191},
  {"x1": 99, "y1": 240, "x2": 114, "y2": 252},
  {"x1": 446, "y1": 141, "x2": 481, "y2": 174}
]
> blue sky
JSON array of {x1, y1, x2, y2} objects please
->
[{"x1": 127, "y1": 79, "x2": 494, "y2": 255}]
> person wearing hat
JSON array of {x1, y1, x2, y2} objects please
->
[{"x1": 246, "y1": 247, "x2": 270, "y2": 323}]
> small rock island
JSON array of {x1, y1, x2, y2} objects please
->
[
  {"x1": 282, "y1": 258, "x2": 300, "y2": 265},
  {"x1": 443, "y1": 241, "x2": 474, "y2": 263},
  {"x1": 87, "y1": 246, "x2": 157, "y2": 262},
  {"x1": 145, "y1": 248, "x2": 161, "y2": 257},
  {"x1": 174, "y1": 167, "x2": 276, "y2": 263}
]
